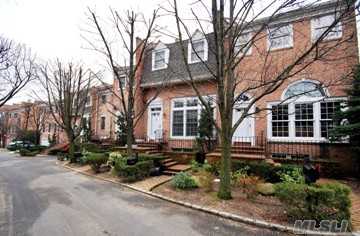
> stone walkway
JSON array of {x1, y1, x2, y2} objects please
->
[{"x1": 129, "y1": 175, "x2": 172, "y2": 191}]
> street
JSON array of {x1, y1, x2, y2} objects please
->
[{"x1": 0, "y1": 152, "x2": 286, "y2": 236}]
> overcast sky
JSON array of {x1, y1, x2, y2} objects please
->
[{"x1": 0, "y1": 0, "x2": 358, "y2": 103}]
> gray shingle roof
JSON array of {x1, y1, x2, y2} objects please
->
[{"x1": 141, "y1": 33, "x2": 217, "y2": 87}]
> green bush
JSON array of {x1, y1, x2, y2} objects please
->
[
  {"x1": 107, "y1": 152, "x2": 124, "y2": 168},
  {"x1": 232, "y1": 160, "x2": 301, "y2": 183},
  {"x1": 19, "y1": 148, "x2": 38, "y2": 157},
  {"x1": 79, "y1": 142, "x2": 102, "y2": 153},
  {"x1": 191, "y1": 160, "x2": 213, "y2": 173},
  {"x1": 115, "y1": 160, "x2": 153, "y2": 182},
  {"x1": 86, "y1": 153, "x2": 109, "y2": 173},
  {"x1": 274, "y1": 182, "x2": 351, "y2": 224},
  {"x1": 171, "y1": 172, "x2": 198, "y2": 189}
]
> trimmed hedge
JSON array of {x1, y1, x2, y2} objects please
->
[
  {"x1": 274, "y1": 182, "x2": 351, "y2": 225},
  {"x1": 114, "y1": 159, "x2": 154, "y2": 182},
  {"x1": 86, "y1": 153, "x2": 109, "y2": 173},
  {"x1": 232, "y1": 160, "x2": 301, "y2": 183},
  {"x1": 19, "y1": 148, "x2": 38, "y2": 157}
]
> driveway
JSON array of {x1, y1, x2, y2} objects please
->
[{"x1": 0, "y1": 152, "x2": 286, "y2": 236}]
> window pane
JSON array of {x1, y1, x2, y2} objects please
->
[
  {"x1": 271, "y1": 104, "x2": 289, "y2": 137},
  {"x1": 186, "y1": 98, "x2": 198, "y2": 107},
  {"x1": 154, "y1": 50, "x2": 166, "y2": 69},
  {"x1": 313, "y1": 14, "x2": 342, "y2": 40},
  {"x1": 295, "y1": 103, "x2": 314, "y2": 137},
  {"x1": 186, "y1": 110, "x2": 198, "y2": 136},
  {"x1": 172, "y1": 110, "x2": 184, "y2": 136},
  {"x1": 320, "y1": 101, "x2": 341, "y2": 138},
  {"x1": 191, "y1": 40, "x2": 205, "y2": 61},
  {"x1": 235, "y1": 33, "x2": 251, "y2": 55},
  {"x1": 174, "y1": 101, "x2": 184, "y2": 108},
  {"x1": 284, "y1": 81, "x2": 324, "y2": 99},
  {"x1": 268, "y1": 25, "x2": 292, "y2": 49},
  {"x1": 101, "y1": 117, "x2": 106, "y2": 130}
]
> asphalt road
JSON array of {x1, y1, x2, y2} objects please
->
[{"x1": 0, "y1": 151, "x2": 287, "y2": 236}]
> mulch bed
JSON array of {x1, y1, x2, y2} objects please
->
[{"x1": 153, "y1": 179, "x2": 290, "y2": 226}]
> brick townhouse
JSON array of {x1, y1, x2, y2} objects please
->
[
  {"x1": 1, "y1": 1, "x2": 358, "y2": 172},
  {"x1": 88, "y1": 0, "x2": 358, "y2": 170}
]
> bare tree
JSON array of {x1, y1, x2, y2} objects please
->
[
  {"x1": 170, "y1": 0, "x2": 358, "y2": 199},
  {"x1": 38, "y1": 61, "x2": 94, "y2": 162},
  {"x1": 86, "y1": 7, "x2": 167, "y2": 156},
  {"x1": 30, "y1": 102, "x2": 49, "y2": 145},
  {"x1": 0, "y1": 36, "x2": 36, "y2": 107}
]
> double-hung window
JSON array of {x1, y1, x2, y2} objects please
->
[
  {"x1": 320, "y1": 101, "x2": 341, "y2": 138},
  {"x1": 100, "y1": 116, "x2": 106, "y2": 130},
  {"x1": 295, "y1": 103, "x2": 314, "y2": 137},
  {"x1": 152, "y1": 49, "x2": 168, "y2": 70},
  {"x1": 271, "y1": 104, "x2": 289, "y2": 137},
  {"x1": 311, "y1": 14, "x2": 342, "y2": 41},
  {"x1": 235, "y1": 33, "x2": 252, "y2": 56},
  {"x1": 171, "y1": 97, "x2": 213, "y2": 138},
  {"x1": 188, "y1": 39, "x2": 207, "y2": 63},
  {"x1": 85, "y1": 95, "x2": 92, "y2": 107},
  {"x1": 268, "y1": 24, "x2": 293, "y2": 50}
]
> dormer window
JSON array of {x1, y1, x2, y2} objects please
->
[
  {"x1": 311, "y1": 14, "x2": 342, "y2": 41},
  {"x1": 152, "y1": 42, "x2": 169, "y2": 71},
  {"x1": 268, "y1": 24, "x2": 293, "y2": 50},
  {"x1": 235, "y1": 33, "x2": 252, "y2": 56},
  {"x1": 187, "y1": 30, "x2": 208, "y2": 64},
  {"x1": 85, "y1": 95, "x2": 92, "y2": 107}
]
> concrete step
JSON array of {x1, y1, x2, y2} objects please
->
[
  {"x1": 163, "y1": 161, "x2": 178, "y2": 168},
  {"x1": 166, "y1": 164, "x2": 191, "y2": 172},
  {"x1": 207, "y1": 152, "x2": 266, "y2": 161}
]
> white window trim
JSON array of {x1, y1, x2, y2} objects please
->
[
  {"x1": 267, "y1": 24, "x2": 293, "y2": 51},
  {"x1": 117, "y1": 75, "x2": 127, "y2": 91},
  {"x1": 267, "y1": 96, "x2": 346, "y2": 142},
  {"x1": 235, "y1": 32, "x2": 252, "y2": 56},
  {"x1": 311, "y1": 14, "x2": 342, "y2": 42},
  {"x1": 152, "y1": 48, "x2": 169, "y2": 71},
  {"x1": 170, "y1": 96, "x2": 215, "y2": 139},
  {"x1": 188, "y1": 38, "x2": 208, "y2": 64},
  {"x1": 85, "y1": 95, "x2": 92, "y2": 107}
]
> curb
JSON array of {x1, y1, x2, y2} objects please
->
[{"x1": 58, "y1": 162, "x2": 357, "y2": 236}]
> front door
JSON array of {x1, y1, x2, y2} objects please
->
[
  {"x1": 149, "y1": 106, "x2": 162, "y2": 140},
  {"x1": 232, "y1": 106, "x2": 254, "y2": 145}
]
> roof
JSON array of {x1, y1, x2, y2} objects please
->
[{"x1": 141, "y1": 33, "x2": 217, "y2": 87}]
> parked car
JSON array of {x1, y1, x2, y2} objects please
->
[{"x1": 7, "y1": 141, "x2": 35, "y2": 151}]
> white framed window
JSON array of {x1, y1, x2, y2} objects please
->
[
  {"x1": 268, "y1": 81, "x2": 344, "y2": 141},
  {"x1": 152, "y1": 48, "x2": 169, "y2": 71},
  {"x1": 170, "y1": 96, "x2": 214, "y2": 138},
  {"x1": 188, "y1": 39, "x2": 208, "y2": 64},
  {"x1": 118, "y1": 75, "x2": 126, "y2": 90},
  {"x1": 311, "y1": 14, "x2": 342, "y2": 41},
  {"x1": 235, "y1": 32, "x2": 252, "y2": 56},
  {"x1": 85, "y1": 95, "x2": 92, "y2": 107},
  {"x1": 268, "y1": 24, "x2": 293, "y2": 50}
]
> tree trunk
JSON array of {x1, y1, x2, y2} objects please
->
[
  {"x1": 126, "y1": 118, "x2": 134, "y2": 157},
  {"x1": 66, "y1": 132, "x2": 76, "y2": 163},
  {"x1": 217, "y1": 119, "x2": 232, "y2": 200}
]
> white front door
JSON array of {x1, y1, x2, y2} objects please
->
[
  {"x1": 232, "y1": 106, "x2": 254, "y2": 145},
  {"x1": 149, "y1": 106, "x2": 162, "y2": 140}
]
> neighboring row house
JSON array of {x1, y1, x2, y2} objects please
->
[{"x1": 0, "y1": 1, "x2": 358, "y2": 173}]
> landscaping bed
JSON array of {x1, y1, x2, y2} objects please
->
[{"x1": 153, "y1": 178, "x2": 289, "y2": 225}]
